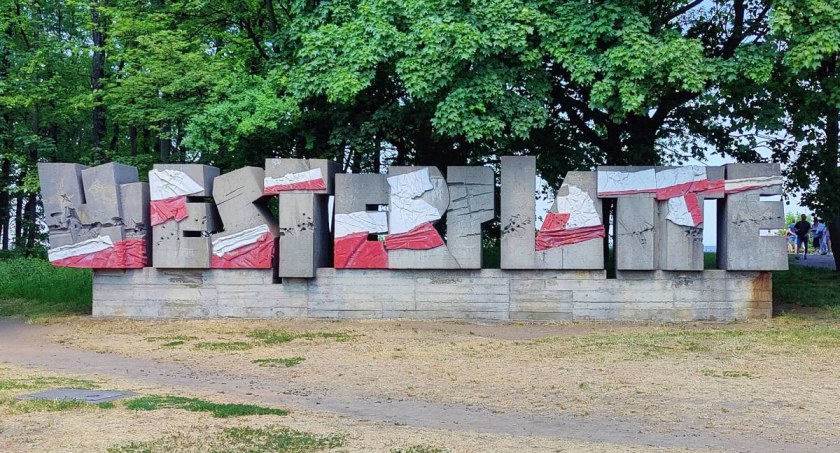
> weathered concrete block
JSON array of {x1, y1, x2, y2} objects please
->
[
  {"x1": 213, "y1": 167, "x2": 277, "y2": 235},
  {"x1": 501, "y1": 156, "x2": 536, "y2": 269},
  {"x1": 446, "y1": 166, "x2": 495, "y2": 268},
  {"x1": 79, "y1": 163, "x2": 138, "y2": 225},
  {"x1": 718, "y1": 163, "x2": 787, "y2": 271},
  {"x1": 277, "y1": 193, "x2": 331, "y2": 278},
  {"x1": 151, "y1": 164, "x2": 220, "y2": 269},
  {"x1": 615, "y1": 194, "x2": 656, "y2": 270}
]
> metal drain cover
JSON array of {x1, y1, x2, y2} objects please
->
[{"x1": 20, "y1": 388, "x2": 135, "y2": 403}]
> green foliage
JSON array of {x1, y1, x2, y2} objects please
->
[
  {"x1": 0, "y1": 258, "x2": 92, "y2": 318},
  {"x1": 247, "y1": 329, "x2": 354, "y2": 345},
  {"x1": 773, "y1": 260, "x2": 840, "y2": 308},
  {"x1": 193, "y1": 341, "x2": 253, "y2": 352},
  {"x1": 124, "y1": 395, "x2": 288, "y2": 418},
  {"x1": 108, "y1": 426, "x2": 343, "y2": 453},
  {"x1": 252, "y1": 357, "x2": 305, "y2": 368}
]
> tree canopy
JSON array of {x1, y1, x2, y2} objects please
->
[{"x1": 0, "y1": 0, "x2": 837, "y2": 259}]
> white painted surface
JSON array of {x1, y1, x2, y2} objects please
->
[
  {"x1": 211, "y1": 224, "x2": 269, "y2": 256},
  {"x1": 555, "y1": 185, "x2": 601, "y2": 229},
  {"x1": 655, "y1": 166, "x2": 706, "y2": 189},
  {"x1": 666, "y1": 196, "x2": 695, "y2": 227},
  {"x1": 334, "y1": 211, "x2": 389, "y2": 238},
  {"x1": 597, "y1": 169, "x2": 656, "y2": 194},
  {"x1": 264, "y1": 168, "x2": 323, "y2": 188},
  {"x1": 149, "y1": 169, "x2": 204, "y2": 201},
  {"x1": 48, "y1": 235, "x2": 113, "y2": 261},
  {"x1": 387, "y1": 168, "x2": 441, "y2": 234}
]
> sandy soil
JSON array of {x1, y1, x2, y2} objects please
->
[{"x1": 1, "y1": 316, "x2": 839, "y2": 452}]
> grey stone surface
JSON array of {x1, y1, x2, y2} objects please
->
[
  {"x1": 334, "y1": 174, "x2": 389, "y2": 213},
  {"x1": 38, "y1": 163, "x2": 88, "y2": 230},
  {"x1": 718, "y1": 163, "x2": 787, "y2": 271},
  {"x1": 277, "y1": 193, "x2": 331, "y2": 278},
  {"x1": 39, "y1": 163, "x2": 149, "y2": 258},
  {"x1": 93, "y1": 268, "x2": 773, "y2": 321},
  {"x1": 445, "y1": 166, "x2": 495, "y2": 269},
  {"x1": 79, "y1": 163, "x2": 138, "y2": 225},
  {"x1": 265, "y1": 158, "x2": 339, "y2": 194},
  {"x1": 615, "y1": 194, "x2": 656, "y2": 270},
  {"x1": 212, "y1": 166, "x2": 277, "y2": 236},
  {"x1": 657, "y1": 199, "x2": 704, "y2": 270},
  {"x1": 152, "y1": 164, "x2": 220, "y2": 269},
  {"x1": 119, "y1": 182, "x2": 150, "y2": 240},
  {"x1": 536, "y1": 171, "x2": 604, "y2": 270},
  {"x1": 387, "y1": 166, "x2": 450, "y2": 217},
  {"x1": 501, "y1": 156, "x2": 536, "y2": 269},
  {"x1": 596, "y1": 166, "x2": 655, "y2": 197}
]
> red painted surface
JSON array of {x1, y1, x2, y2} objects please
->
[
  {"x1": 655, "y1": 179, "x2": 724, "y2": 200},
  {"x1": 150, "y1": 196, "x2": 188, "y2": 226},
  {"x1": 384, "y1": 222, "x2": 444, "y2": 250},
  {"x1": 684, "y1": 192, "x2": 703, "y2": 226},
  {"x1": 724, "y1": 183, "x2": 767, "y2": 194},
  {"x1": 264, "y1": 178, "x2": 327, "y2": 194},
  {"x1": 210, "y1": 232, "x2": 274, "y2": 269},
  {"x1": 51, "y1": 238, "x2": 148, "y2": 268},
  {"x1": 536, "y1": 224, "x2": 605, "y2": 251},
  {"x1": 335, "y1": 233, "x2": 388, "y2": 269}
]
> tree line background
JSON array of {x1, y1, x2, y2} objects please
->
[{"x1": 0, "y1": 1, "x2": 837, "y2": 265}]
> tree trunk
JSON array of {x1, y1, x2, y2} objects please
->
[
  {"x1": 129, "y1": 125, "x2": 138, "y2": 156},
  {"x1": 825, "y1": 104, "x2": 840, "y2": 272},
  {"x1": 14, "y1": 181, "x2": 22, "y2": 244},
  {"x1": 0, "y1": 158, "x2": 10, "y2": 250},
  {"x1": 91, "y1": 0, "x2": 107, "y2": 161},
  {"x1": 159, "y1": 122, "x2": 171, "y2": 163}
]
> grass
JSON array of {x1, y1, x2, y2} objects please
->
[
  {"x1": 0, "y1": 398, "x2": 95, "y2": 414},
  {"x1": 530, "y1": 322, "x2": 840, "y2": 360},
  {"x1": 108, "y1": 426, "x2": 343, "y2": 453},
  {"x1": 252, "y1": 357, "x2": 305, "y2": 368},
  {"x1": 247, "y1": 329, "x2": 354, "y2": 345},
  {"x1": 145, "y1": 335, "x2": 197, "y2": 342},
  {"x1": 0, "y1": 257, "x2": 92, "y2": 318},
  {"x1": 774, "y1": 257, "x2": 840, "y2": 309},
  {"x1": 193, "y1": 341, "x2": 253, "y2": 352},
  {"x1": 124, "y1": 395, "x2": 288, "y2": 418},
  {"x1": 391, "y1": 446, "x2": 450, "y2": 453},
  {"x1": 0, "y1": 376, "x2": 98, "y2": 391}
]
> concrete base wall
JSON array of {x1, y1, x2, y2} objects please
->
[{"x1": 92, "y1": 268, "x2": 772, "y2": 322}]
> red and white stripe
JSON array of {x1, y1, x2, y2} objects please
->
[
  {"x1": 210, "y1": 224, "x2": 273, "y2": 269},
  {"x1": 333, "y1": 211, "x2": 388, "y2": 269},
  {"x1": 48, "y1": 236, "x2": 147, "y2": 268},
  {"x1": 597, "y1": 167, "x2": 724, "y2": 227},
  {"x1": 264, "y1": 168, "x2": 326, "y2": 194},
  {"x1": 536, "y1": 185, "x2": 605, "y2": 251},
  {"x1": 149, "y1": 169, "x2": 205, "y2": 226}
]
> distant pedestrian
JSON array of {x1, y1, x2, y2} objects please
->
[
  {"x1": 813, "y1": 218, "x2": 826, "y2": 252},
  {"x1": 819, "y1": 220, "x2": 831, "y2": 255},
  {"x1": 787, "y1": 222, "x2": 797, "y2": 253},
  {"x1": 794, "y1": 214, "x2": 811, "y2": 260}
]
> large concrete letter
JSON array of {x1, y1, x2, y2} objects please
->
[
  {"x1": 536, "y1": 171, "x2": 604, "y2": 269},
  {"x1": 150, "y1": 164, "x2": 220, "y2": 268},
  {"x1": 333, "y1": 174, "x2": 389, "y2": 269},
  {"x1": 210, "y1": 167, "x2": 278, "y2": 268},
  {"x1": 445, "y1": 166, "x2": 495, "y2": 269},
  {"x1": 266, "y1": 159, "x2": 339, "y2": 277},
  {"x1": 384, "y1": 167, "x2": 459, "y2": 269},
  {"x1": 717, "y1": 163, "x2": 787, "y2": 271},
  {"x1": 500, "y1": 156, "x2": 536, "y2": 269},
  {"x1": 39, "y1": 162, "x2": 149, "y2": 268}
]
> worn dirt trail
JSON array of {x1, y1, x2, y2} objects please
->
[{"x1": 0, "y1": 318, "x2": 831, "y2": 452}]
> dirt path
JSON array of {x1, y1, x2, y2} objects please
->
[{"x1": 0, "y1": 318, "x2": 834, "y2": 452}]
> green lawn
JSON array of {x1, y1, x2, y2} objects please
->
[{"x1": 0, "y1": 257, "x2": 92, "y2": 319}]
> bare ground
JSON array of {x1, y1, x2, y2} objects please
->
[{"x1": 1, "y1": 316, "x2": 839, "y2": 452}]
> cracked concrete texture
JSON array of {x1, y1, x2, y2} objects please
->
[{"x1": 616, "y1": 195, "x2": 657, "y2": 270}]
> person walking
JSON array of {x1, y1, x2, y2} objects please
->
[
  {"x1": 813, "y1": 218, "x2": 826, "y2": 254},
  {"x1": 787, "y1": 222, "x2": 797, "y2": 253},
  {"x1": 794, "y1": 214, "x2": 811, "y2": 260},
  {"x1": 819, "y1": 220, "x2": 831, "y2": 255}
]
